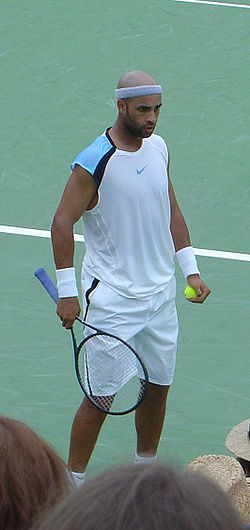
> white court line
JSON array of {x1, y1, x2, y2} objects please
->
[
  {"x1": 194, "y1": 247, "x2": 250, "y2": 262},
  {"x1": 1, "y1": 224, "x2": 250, "y2": 262},
  {"x1": 0, "y1": 224, "x2": 83, "y2": 242},
  {"x1": 171, "y1": 0, "x2": 250, "y2": 8}
]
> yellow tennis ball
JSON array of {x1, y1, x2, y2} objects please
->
[{"x1": 184, "y1": 285, "x2": 197, "y2": 298}]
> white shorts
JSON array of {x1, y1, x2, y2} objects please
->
[{"x1": 81, "y1": 270, "x2": 179, "y2": 386}]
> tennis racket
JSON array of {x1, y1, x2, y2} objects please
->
[{"x1": 34, "y1": 268, "x2": 149, "y2": 415}]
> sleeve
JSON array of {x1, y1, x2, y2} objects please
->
[{"x1": 70, "y1": 133, "x2": 115, "y2": 185}]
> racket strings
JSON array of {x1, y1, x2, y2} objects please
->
[
  {"x1": 77, "y1": 333, "x2": 147, "y2": 414},
  {"x1": 92, "y1": 394, "x2": 115, "y2": 411},
  {"x1": 138, "y1": 379, "x2": 146, "y2": 401},
  {"x1": 91, "y1": 380, "x2": 145, "y2": 410}
]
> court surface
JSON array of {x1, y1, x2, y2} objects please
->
[{"x1": 1, "y1": 0, "x2": 249, "y2": 476}]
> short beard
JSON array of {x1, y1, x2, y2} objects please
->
[{"x1": 123, "y1": 103, "x2": 150, "y2": 138}]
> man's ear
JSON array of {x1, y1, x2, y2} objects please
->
[{"x1": 117, "y1": 99, "x2": 127, "y2": 116}]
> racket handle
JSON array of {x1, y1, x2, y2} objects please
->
[{"x1": 34, "y1": 268, "x2": 58, "y2": 304}]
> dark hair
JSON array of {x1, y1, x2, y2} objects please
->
[
  {"x1": 0, "y1": 416, "x2": 71, "y2": 529},
  {"x1": 237, "y1": 457, "x2": 250, "y2": 477},
  {"x1": 32, "y1": 461, "x2": 245, "y2": 530}
]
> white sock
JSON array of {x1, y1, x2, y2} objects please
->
[
  {"x1": 134, "y1": 453, "x2": 157, "y2": 465},
  {"x1": 68, "y1": 470, "x2": 86, "y2": 487}
]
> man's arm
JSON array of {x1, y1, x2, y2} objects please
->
[
  {"x1": 51, "y1": 164, "x2": 98, "y2": 328},
  {"x1": 168, "y1": 162, "x2": 210, "y2": 304},
  {"x1": 169, "y1": 176, "x2": 191, "y2": 253}
]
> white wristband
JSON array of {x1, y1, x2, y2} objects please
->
[
  {"x1": 176, "y1": 246, "x2": 200, "y2": 279},
  {"x1": 56, "y1": 267, "x2": 78, "y2": 298}
]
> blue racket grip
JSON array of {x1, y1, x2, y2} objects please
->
[{"x1": 34, "y1": 268, "x2": 58, "y2": 304}]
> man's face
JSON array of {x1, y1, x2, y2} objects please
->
[{"x1": 122, "y1": 95, "x2": 162, "y2": 138}]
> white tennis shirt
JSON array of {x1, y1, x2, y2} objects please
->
[{"x1": 71, "y1": 129, "x2": 176, "y2": 298}]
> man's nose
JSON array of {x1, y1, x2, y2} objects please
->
[{"x1": 146, "y1": 111, "x2": 156, "y2": 123}]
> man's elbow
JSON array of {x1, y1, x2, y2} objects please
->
[
  {"x1": 51, "y1": 212, "x2": 61, "y2": 237},
  {"x1": 51, "y1": 211, "x2": 73, "y2": 239}
]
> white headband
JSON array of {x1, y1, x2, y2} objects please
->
[{"x1": 115, "y1": 85, "x2": 162, "y2": 99}]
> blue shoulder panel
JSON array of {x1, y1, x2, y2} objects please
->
[{"x1": 70, "y1": 131, "x2": 116, "y2": 186}]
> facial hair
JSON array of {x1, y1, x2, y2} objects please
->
[{"x1": 123, "y1": 103, "x2": 154, "y2": 138}]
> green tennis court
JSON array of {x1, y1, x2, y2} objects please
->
[{"x1": 1, "y1": 0, "x2": 249, "y2": 476}]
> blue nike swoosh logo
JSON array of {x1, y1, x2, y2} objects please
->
[{"x1": 136, "y1": 165, "x2": 148, "y2": 175}]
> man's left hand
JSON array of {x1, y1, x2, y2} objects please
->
[{"x1": 186, "y1": 274, "x2": 211, "y2": 303}]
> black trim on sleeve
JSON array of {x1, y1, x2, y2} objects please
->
[{"x1": 93, "y1": 145, "x2": 116, "y2": 186}]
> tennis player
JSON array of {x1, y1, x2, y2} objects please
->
[{"x1": 51, "y1": 70, "x2": 211, "y2": 484}]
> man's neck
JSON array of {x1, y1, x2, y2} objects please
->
[{"x1": 108, "y1": 123, "x2": 142, "y2": 152}]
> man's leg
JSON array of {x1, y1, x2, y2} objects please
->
[
  {"x1": 135, "y1": 382, "x2": 170, "y2": 456},
  {"x1": 68, "y1": 397, "x2": 107, "y2": 472}
]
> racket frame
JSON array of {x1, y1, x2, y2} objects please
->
[{"x1": 35, "y1": 268, "x2": 149, "y2": 415}]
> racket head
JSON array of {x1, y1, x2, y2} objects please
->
[
  {"x1": 34, "y1": 267, "x2": 149, "y2": 415},
  {"x1": 74, "y1": 331, "x2": 148, "y2": 415}
]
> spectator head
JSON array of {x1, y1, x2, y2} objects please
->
[
  {"x1": 32, "y1": 461, "x2": 245, "y2": 530},
  {"x1": 187, "y1": 454, "x2": 250, "y2": 525},
  {"x1": 226, "y1": 418, "x2": 250, "y2": 477},
  {"x1": 0, "y1": 416, "x2": 71, "y2": 530}
]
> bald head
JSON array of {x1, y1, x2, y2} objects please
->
[
  {"x1": 117, "y1": 70, "x2": 158, "y2": 89},
  {"x1": 115, "y1": 71, "x2": 162, "y2": 101}
]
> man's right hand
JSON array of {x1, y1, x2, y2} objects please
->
[{"x1": 56, "y1": 297, "x2": 81, "y2": 329}]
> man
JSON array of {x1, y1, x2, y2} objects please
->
[{"x1": 51, "y1": 70, "x2": 210, "y2": 484}]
